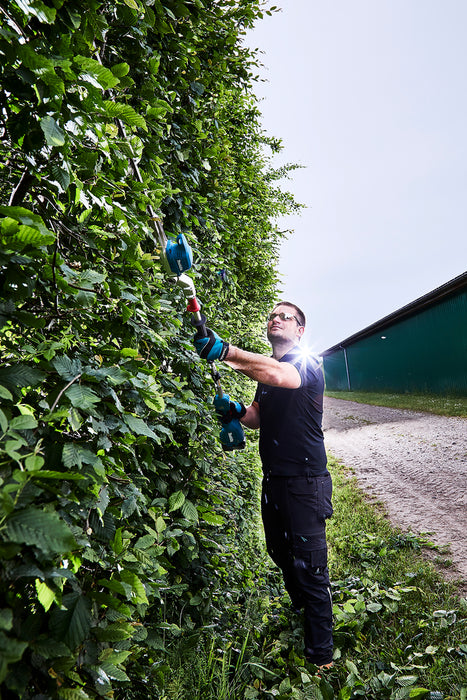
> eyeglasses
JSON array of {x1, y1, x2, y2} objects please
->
[{"x1": 268, "y1": 312, "x2": 301, "y2": 325}]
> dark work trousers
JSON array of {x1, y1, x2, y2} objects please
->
[{"x1": 261, "y1": 472, "x2": 333, "y2": 665}]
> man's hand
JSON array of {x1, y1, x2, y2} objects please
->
[
  {"x1": 193, "y1": 326, "x2": 230, "y2": 362},
  {"x1": 213, "y1": 394, "x2": 246, "y2": 450},
  {"x1": 213, "y1": 394, "x2": 246, "y2": 424}
]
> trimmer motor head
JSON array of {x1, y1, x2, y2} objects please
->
[{"x1": 164, "y1": 233, "x2": 193, "y2": 275}]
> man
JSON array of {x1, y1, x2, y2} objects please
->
[{"x1": 193, "y1": 302, "x2": 333, "y2": 669}]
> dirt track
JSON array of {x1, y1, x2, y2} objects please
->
[{"x1": 323, "y1": 397, "x2": 467, "y2": 587}]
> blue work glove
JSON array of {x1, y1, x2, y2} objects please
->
[
  {"x1": 219, "y1": 419, "x2": 246, "y2": 451},
  {"x1": 213, "y1": 394, "x2": 246, "y2": 424},
  {"x1": 213, "y1": 394, "x2": 246, "y2": 451},
  {"x1": 193, "y1": 326, "x2": 229, "y2": 362}
]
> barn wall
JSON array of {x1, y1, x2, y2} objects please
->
[{"x1": 323, "y1": 287, "x2": 467, "y2": 395}]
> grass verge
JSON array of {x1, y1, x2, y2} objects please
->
[
  {"x1": 325, "y1": 391, "x2": 467, "y2": 417},
  {"x1": 142, "y1": 456, "x2": 467, "y2": 700}
]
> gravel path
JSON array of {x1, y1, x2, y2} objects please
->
[{"x1": 323, "y1": 397, "x2": 467, "y2": 586}]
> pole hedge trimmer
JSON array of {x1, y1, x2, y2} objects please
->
[{"x1": 160, "y1": 233, "x2": 246, "y2": 452}]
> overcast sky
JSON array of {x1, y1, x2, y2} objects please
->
[{"x1": 246, "y1": 1, "x2": 467, "y2": 353}]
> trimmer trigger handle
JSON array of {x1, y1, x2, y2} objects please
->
[{"x1": 191, "y1": 313, "x2": 208, "y2": 338}]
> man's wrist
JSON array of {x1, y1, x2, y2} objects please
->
[{"x1": 222, "y1": 342, "x2": 232, "y2": 361}]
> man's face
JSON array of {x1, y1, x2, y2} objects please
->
[{"x1": 266, "y1": 304, "x2": 304, "y2": 345}]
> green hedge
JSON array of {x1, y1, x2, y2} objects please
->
[{"x1": 0, "y1": 1, "x2": 297, "y2": 697}]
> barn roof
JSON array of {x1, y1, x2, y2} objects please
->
[{"x1": 321, "y1": 270, "x2": 467, "y2": 356}]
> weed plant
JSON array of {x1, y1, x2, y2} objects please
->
[
  {"x1": 134, "y1": 457, "x2": 466, "y2": 700},
  {"x1": 324, "y1": 391, "x2": 467, "y2": 418}
]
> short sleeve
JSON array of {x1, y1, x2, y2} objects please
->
[{"x1": 289, "y1": 354, "x2": 323, "y2": 392}]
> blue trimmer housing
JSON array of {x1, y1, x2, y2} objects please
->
[
  {"x1": 213, "y1": 394, "x2": 246, "y2": 451},
  {"x1": 165, "y1": 233, "x2": 193, "y2": 275}
]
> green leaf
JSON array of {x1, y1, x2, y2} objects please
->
[
  {"x1": 31, "y1": 470, "x2": 84, "y2": 481},
  {"x1": 119, "y1": 570, "x2": 148, "y2": 604},
  {"x1": 41, "y1": 116, "x2": 66, "y2": 147},
  {"x1": 62, "y1": 442, "x2": 82, "y2": 468},
  {"x1": 112, "y1": 528, "x2": 124, "y2": 555},
  {"x1": 99, "y1": 366, "x2": 129, "y2": 385},
  {"x1": 168, "y1": 490, "x2": 185, "y2": 512},
  {"x1": 94, "y1": 623, "x2": 134, "y2": 642},
  {"x1": 13, "y1": 224, "x2": 55, "y2": 248},
  {"x1": 0, "y1": 632, "x2": 28, "y2": 682},
  {"x1": 15, "y1": 42, "x2": 54, "y2": 73},
  {"x1": 0, "y1": 386, "x2": 13, "y2": 401},
  {"x1": 68, "y1": 407, "x2": 83, "y2": 431},
  {"x1": 10, "y1": 414, "x2": 38, "y2": 430},
  {"x1": 181, "y1": 499, "x2": 198, "y2": 522},
  {"x1": 200, "y1": 510, "x2": 224, "y2": 526},
  {"x1": 134, "y1": 534, "x2": 155, "y2": 549},
  {"x1": 424, "y1": 645, "x2": 439, "y2": 654},
  {"x1": 61, "y1": 443, "x2": 97, "y2": 469},
  {"x1": 0, "y1": 364, "x2": 45, "y2": 390},
  {"x1": 80, "y1": 269, "x2": 106, "y2": 286},
  {"x1": 155, "y1": 516, "x2": 166, "y2": 533},
  {"x1": 397, "y1": 676, "x2": 418, "y2": 687},
  {"x1": 367, "y1": 602, "x2": 383, "y2": 612},
  {"x1": 25, "y1": 454, "x2": 45, "y2": 471},
  {"x1": 320, "y1": 677, "x2": 335, "y2": 700},
  {"x1": 52, "y1": 356, "x2": 82, "y2": 380},
  {"x1": 0, "y1": 609, "x2": 13, "y2": 632},
  {"x1": 120, "y1": 348, "x2": 139, "y2": 357},
  {"x1": 0, "y1": 490, "x2": 15, "y2": 518},
  {"x1": 0, "y1": 208, "x2": 56, "y2": 248},
  {"x1": 74, "y1": 55, "x2": 120, "y2": 89},
  {"x1": 144, "y1": 394, "x2": 165, "y2": 413},
  {"x1": 16, "y1": 0, "x2": 56, "y2": 23},
  {"x1": 65, "y1": 385, "x2": 100, "y2": 410},
  {"x1": 111, "y1": 62, "x2": 130, "y2": 77},
  {"x1": 99, "y1": 661, "x2": 130, "y2": 681},
  {"x1": 50, "y1": 163, "x2": 71, "y2": 192},
  {"x1": 0, "y1": 409, "x2": 8, "y2": 434},
  {"x1": 190, "y1": 81, "x2": 205, "y2": 95},
  {"x1": 408, "y1": 690, "x2": 430, "y2": 698},
  {"x1": 99, "y1": 649, "x2": 132, "y2": 665},
  {"x1": 5, "y1": 507, "x2": 76, "y2": 555},
  {"x1": 345, "y1": 660, "x2": 360, "y2": 676},
  {"x1": 0, "y1": 207, "x2": 49, "y2": 232},
  {"x1": 57, "y1": 687, "x2": 92, "y2": 700},
  {"x1": 49, "y1": 591, "x2": 91, "y2": 650},
  {"x1": 124, "y1": 414, "x2": 157, "y2": 439},
  {"x1": 35, "y1": 579, "x2": 57, "y2": 611},
  {"x1": 102, "y1": 100, "x2": 147, "y2": 131},
  {"x1": 0, "y1": 216, "x2": 18, "y2": 235}
]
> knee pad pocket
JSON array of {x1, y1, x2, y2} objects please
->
[{"x1": 293, "y1": 545, "x2": 328, "y2": 570}]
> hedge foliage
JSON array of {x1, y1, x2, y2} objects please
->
[{"x1": 0, "y1": 0, "x2": 298, "y2": 697}]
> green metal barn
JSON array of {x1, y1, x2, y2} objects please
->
[{"x1": 321, "y1": 272, "x2": 467, "y2": 396}]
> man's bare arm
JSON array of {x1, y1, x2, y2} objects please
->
[
  {"x1": 225, "y1": 345, "x2": 301, "y2": 389},
  {"x1": 241, "y1": 401, "x2": 260, "y2": 429}
]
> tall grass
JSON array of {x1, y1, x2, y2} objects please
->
[{"x1": 324, "y1": 391, "x2": 467, "y2": 418}]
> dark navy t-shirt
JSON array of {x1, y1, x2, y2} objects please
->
[{"x1": 254, "y1": 346, "x2": 328, "y2": 476}]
